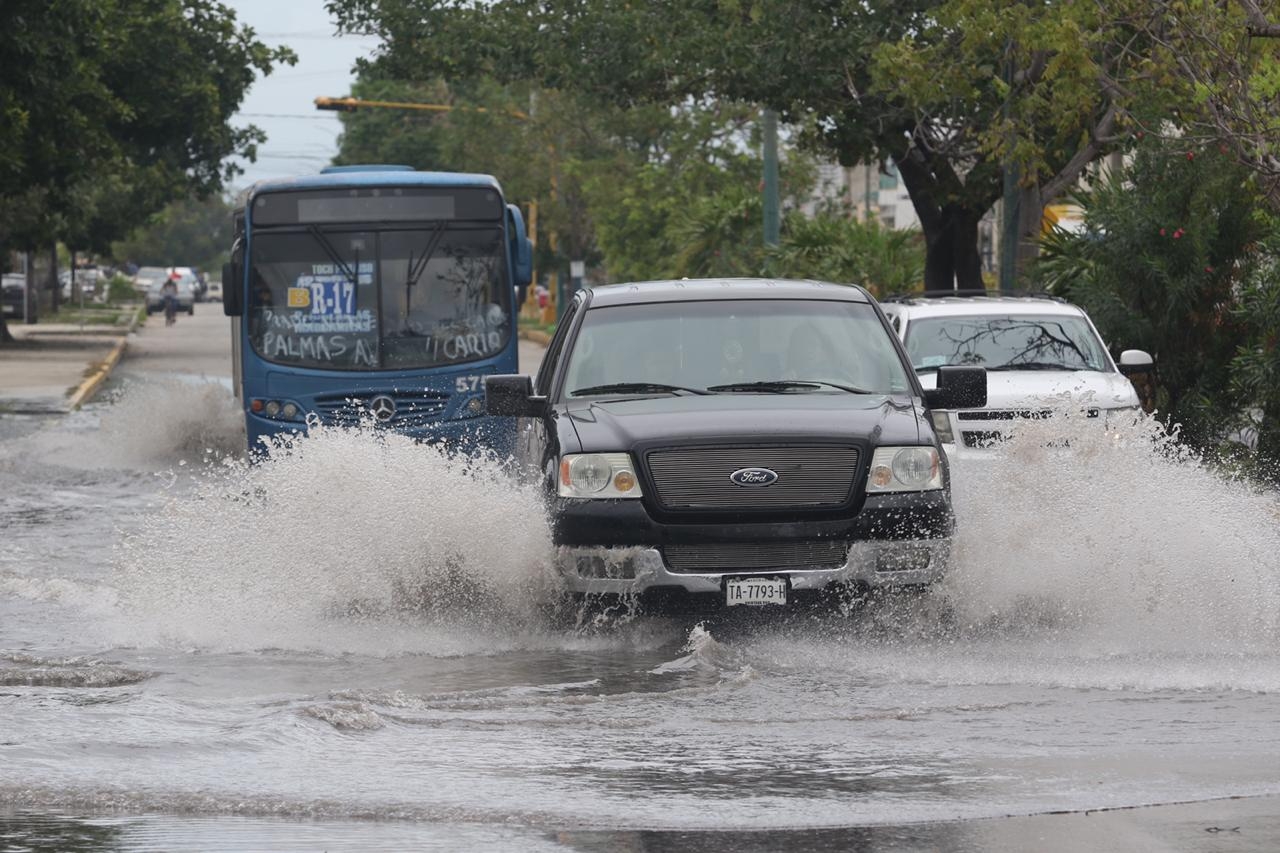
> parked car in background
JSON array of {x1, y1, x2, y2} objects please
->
[
  {"x1": 205, "y1": 280, "x2": 222, "y2": 302},
  {"x1": 879, "y1": 291, "x2": 1153, "y2": 454},
  {"x1": 486, "y1": 278, "x2": 987, "y2": 613},
  {"x1": 133, "y1": 266, "x2": 170, "y2": 295},
  {"x1": 143, "y1": 271, "x2": 196, "y2": 315},
  {"x1": 2, "y1": 274, "x2": 25, "y2": 319}
]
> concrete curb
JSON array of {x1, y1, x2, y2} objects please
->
[
  {"x1": 68, "y1": 336, "x2": 128, "y2": 410},
  {"x1": 519, "y1": 328, "x2": 552, "y2": 346}
]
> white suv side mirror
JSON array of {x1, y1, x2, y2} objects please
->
[{"x1": 1118, "y1": 349, "x2": 1154, "y2": 375}]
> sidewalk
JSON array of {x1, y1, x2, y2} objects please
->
[{"x1": 0, "y1": 310, "x2": 139, "y2": 414}]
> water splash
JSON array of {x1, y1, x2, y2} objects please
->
[
  {"x1": 7, "y1": 378, "x2": 244, "y2": 473},
  {"x1": 944, "y1": 407, "x2": 1280, "y2": 656},
  {"x1": 111, "y1": 424, "x2": 558, "y2": 655}
]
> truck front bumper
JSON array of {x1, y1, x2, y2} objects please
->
[
  {"x1": 550, "y1": 490, "x2": 953, "y2": 597},
  {"x1": 556, "y1": 539, "x2": 948, "y2": 596}
]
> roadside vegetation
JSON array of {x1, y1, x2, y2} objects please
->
[
  {"x1": 0, "y1": 1, "x2": 294, "y2": 342},
  {"x1": 1035, "y1": 138, "x2": 1280, "y2": 479}
]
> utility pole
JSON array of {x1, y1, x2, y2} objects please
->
[
  {"x1": 998, "y1": 46, "x2": 1019, "y2": 293},
  {"x1": 762, "y1": 109, "x2": 780, "y2": 247}
]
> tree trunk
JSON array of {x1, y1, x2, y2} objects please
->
[
  {"x1": 1013, "y1": 183, "x2": 1043, "y2": 284},
  {"x1": 70, "y1": 250, "x2": 80, "y2": 303},
  {"x1": 24, "y1": 252, "x2": 38, "y2": 324},
  {"x1": 922, "y1": 206, "x2": 986, "y2": 291},
  {"x1": 48, "y1": 244, "x2": 60, "y2": 314}
]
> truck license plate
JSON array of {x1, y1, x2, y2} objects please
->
[{"x1": 725, "y1": 577, "x2": 787, "y2": 607}]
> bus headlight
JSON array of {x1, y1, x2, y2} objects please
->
[
  {"x1": 559, "y1": 453, "x2": 644, "y2": 498},
  {"x1": 250, "y1": 398, "x2": 306, "y2": 422},
  {"x1": 867, "y1": 447, "x2": 943, "y2": 492}
]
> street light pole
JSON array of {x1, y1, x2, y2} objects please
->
[{"x1": 762, "y1": 109, "x2": 780, "y2": 248}]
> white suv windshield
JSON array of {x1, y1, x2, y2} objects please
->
[
  {"x1": 905, "y1": 313, "x2": 1109, "y2": 372},
  {"x1": 564, "y1": 299, "x2": 911, "y2": 397}
]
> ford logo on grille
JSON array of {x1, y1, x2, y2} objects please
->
[{"x1": 729, "y1": 467, "x2": 779, "y2": 487}]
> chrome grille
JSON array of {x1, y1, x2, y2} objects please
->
[
  {"x1": 664, "y1": 541, "x2": 848, "y2": 573},
  {"x1": 645, "y1": 445, "x2": 859, "y2": 510},
  {"x1": 312, "y1": 391, "x2": 449, "y2": 427}
]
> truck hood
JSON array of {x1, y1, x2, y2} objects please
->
[
  {"x1": 918, "y1": 369, "x2": 1138, "y2": 411},
  {"x1": 561, "y1": 393, "x2": 924, "y2": 452}
]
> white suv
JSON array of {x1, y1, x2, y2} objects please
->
[{"x1": 879, "y1": 292, "x2": 1153, "y2": 454}]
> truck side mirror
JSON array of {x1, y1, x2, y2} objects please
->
[
  {"x1": 506, "y1": 204, "x2": 533, "y2": 289},
  {"x1": 222, "y1": 242, "x2": 243, "y2": 317},
  {"x1": 924, "y1": 365, "x2": 987, "y2": 410},
  {"x1": 485, "y1": 374, "x2": 547, "y2": 417},
  {"x1": 1118, "y1": 349, "x2": 1154, "y2": 375}
]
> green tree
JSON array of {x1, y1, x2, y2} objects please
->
[
  {"x1": 1032, "y1": 140, "x2": 1267, "y2": 451},
  {"x1": 331, "y1": 70, "x2": 773, "y2": 284},
  {"x1": 1229, "y1": 235, "x2": 1280, "y2": 473},
  {"x1": 112, "y1": 195, "x2": 235, "y2": 273},
  {"x1": 766, "y1": 213, "x2": 925, "y2": 297},
  {"x1": 329, "y1": 0, "x2": 1280, "y2": 291},
  {"x1": 0, "y1": 0, "x2": 293, "y2": 341}
]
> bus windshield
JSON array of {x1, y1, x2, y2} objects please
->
[{"x1": 248, "y1": 226, "x2": 511, "y2": 371}]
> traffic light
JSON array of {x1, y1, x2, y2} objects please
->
[{"x1": 314, "y1": 97, "x2": 359, "y2": 112}]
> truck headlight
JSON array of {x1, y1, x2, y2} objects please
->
[
  {"x1": 867, "y1": 446, "x2": 943, "y2": 492},
  {"x1": 559, "y1": 453, "x2": 643, "y2": 498}
]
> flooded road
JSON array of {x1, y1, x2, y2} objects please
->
[{"x1": 2, "y1": 309, "x2": 1280, "y2": 850}]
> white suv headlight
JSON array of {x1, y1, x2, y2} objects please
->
[
  {"x1": 867, "y1": 446, "x2": 943, "y2": 492},
  {"x1": 558, "y1": 453, "x2": 644, "y2": 498}
]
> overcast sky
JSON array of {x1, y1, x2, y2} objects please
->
[{"x1": 224, "y1": 0, "x2": 381, "y2": 190}]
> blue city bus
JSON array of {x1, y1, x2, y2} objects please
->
[{"x1": 223, "y1": 165, "x2": 532, "y2": 454}]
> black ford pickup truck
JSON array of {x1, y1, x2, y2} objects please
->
[{"x1": 487, "y1": 278, "x2": 985, "y2": 612}]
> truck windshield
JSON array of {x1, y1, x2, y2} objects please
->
[
  {"x1": 563, "y1": 299, "x2": 911, "y2": 397},
  {"x1": 904, "y1": 314, "x2": 1108, "y2": 372},
  {"x1": 248, "y1": 226, "x2": 510, "y2": 371}
]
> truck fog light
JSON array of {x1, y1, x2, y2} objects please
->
[
  {"x1": 281, "y1": 402, "x2": 299, "y2": 419},
  {"x1": 870, "y1": 465, "x2": 894, "y2": 488},
  {"x1": 613, "y1": 470, "x2": 637, "y2": 492},
  {"x1": 264, "y1": 400, "x2": 281, "y2": 417},
  {"x1": 876, "y1": 547, "x2": 933, "y2": 573},
  {"x1": 573, "y1": 553, "x2": 637, "y2": 580}
]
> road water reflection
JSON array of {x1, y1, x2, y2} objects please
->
[{"x1": 2, "y1": 379, "x2": 1280, "y2": 848}]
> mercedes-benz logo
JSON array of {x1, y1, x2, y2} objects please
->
[{"x1": 368, "y1": 395, "x2": 397, "y2": 422}]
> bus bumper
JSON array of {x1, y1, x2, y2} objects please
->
[{"x1": 245, "y1": 412, "x2": 517, "y2": 459}]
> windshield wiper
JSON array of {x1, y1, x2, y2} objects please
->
[
  {"x1": 571, "y1": 382, "x2": 711, "y2": 397},
  {"x1": 706, "y1": 380, "x2": 874, "y2": 394},
  {"x1": 986, "y1": 361, "x2": 1081, "y2": 371},
  {"x1": 306, "y1": 226, "x2": 359, "y2": 290},
  {"x1": 403, "y1": 222, "x2": 447, "y2": 319}
]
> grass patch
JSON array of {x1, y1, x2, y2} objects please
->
[
  {"x1": 38, "y1": 303, "x2": 141, "y2": 326},
  {"x1": 518, "y1": 316, "x2": 556, "y2": 336}
]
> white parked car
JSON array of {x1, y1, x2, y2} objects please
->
[{"x1": 879, "y1": 292, "x2": 1153, "y2": 454}]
